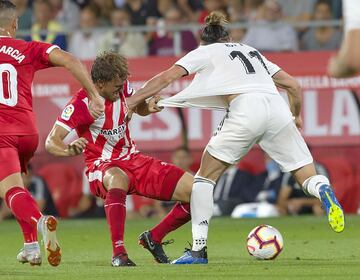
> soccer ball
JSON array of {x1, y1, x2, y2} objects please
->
[{"x1": 246, "y1": 225, "x2": 283, "y2": 260}]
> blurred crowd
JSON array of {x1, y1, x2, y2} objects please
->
[{"x1": 14, "y1": 0, "x2": 344, "y2": 58}]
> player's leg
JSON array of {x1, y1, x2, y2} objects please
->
[
  {"x1": 147, "y1": 171, "x2": 193, "y2": 241},
  {"x1": 102, "y1": 167, "x2": 135, "y2": 267},
  {"x1": 1, "y1": 175, "x2": 61, "y2": 267},
  {"x1": 130, "y1": 154, "x2": 188, "y2": 263},
  {"x1": 20, "y1": 135, "x2": 61, "y2": 266},
  {"x1": 0, "y1": 172, "x2": 42, "y2": 266},
  {"x1": 292, "y1": 163, "x2": 345, "y2": 233},
  {"x1": 171, "y1": 150, "x2": 229, "y2": 264},
  {"x1": 0, "y1": 135, "x2": 60, "y2": 266},
  {"x1": 173, "y1": 95, "x2": 265, "y2": 264},
  {"x1": 192, "y1": 150, "x2": 229, "y2": 251},
  {"x1": 260, "y1": 121, "x2": 345, "y2": 233},
  {"x1": 139, "y1": 172, "x2": 193, "y2": 263}
]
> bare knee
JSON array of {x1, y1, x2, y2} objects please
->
[
  {"x1": 0, "y1": 173, "x2": 24, "y2": 198},
  {"x1": 291, "y1": 163, "x2": 317, "y2": 186},
  {"x1": 171, "y1": 172, "x2": 193, "y2": 203},
  {"x1": 103, "y1": 168, "x2": 129, "y2": 192},
  {"x1": 197, "y1": 150, "x2": 229, "y2": 182}
]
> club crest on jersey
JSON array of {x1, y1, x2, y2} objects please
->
[{"x1": 61, "y1": 104, "x2": 74, "y2": 121}]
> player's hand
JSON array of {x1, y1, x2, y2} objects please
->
[
  {"x1": 89, "y1": 95, "x2": 104, "y2": 119},
  {"x1": 67, "y1": 138, "x2": 88, "y2": 156},
  {"x1": 294, "y1": 115, "x2": 302, "y2": 129},
  {"x1": 148, "y1": 95, "x2": 163, "y2": 113}
]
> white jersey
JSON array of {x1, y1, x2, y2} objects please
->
[
  {"x1": 343, "y1": 0, "x2": 360, "y2": 32},
  {"x1": 158, "y1": 43, "x2": 281, "y2": 110}
]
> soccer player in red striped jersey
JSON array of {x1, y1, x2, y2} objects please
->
[
  {"x1": 46, "y1": 52, "x2": 194, "y2": 266},
  {"x1": 0, "y1": 0, "x2": 104, "y2": 267}
]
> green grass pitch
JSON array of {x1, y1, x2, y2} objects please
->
[{"x1": 0, "y1": 215, "x2": 359, "y2": 280}]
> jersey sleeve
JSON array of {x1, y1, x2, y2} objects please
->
[
  {"x1": 29, "y1": 41, "x2": 60, "y2": 71},
  {"x1": 175, "y1": 47, "x2": 210, "y2": 75},
  {"x1": 261, "y1": 53, "x2": 282, "y2": 76},
  {"x1": 343, "y1": 0, "x2": 360, "y2": 31},
  {"x1": 123, "y1": 80, "x2": 135, "y2": 97},
  {"x1": 56, "y1": 96, "x2": 93, "y2": 132}
]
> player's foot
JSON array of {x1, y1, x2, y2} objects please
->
[
  {"x1": 171, "y1": 246, "x2": 208, "y2": 264},
  {"x1": 111, "y1": 253, "x2": 136, "y2": 267},
  {"x1": 319, "y1": 184, "x2": 345, "y2": 233},
  {"x1": 17, "y1": 243, "x2": 42, "y2": 266},
  {"x1": 138, "y1": 231, "x2": 173, "y2": 264},
  {"x1": 38, "y1": 215, "x2": 61, "y2": 266}
]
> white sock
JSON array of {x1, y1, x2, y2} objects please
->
[
  {"x1": 24, "y1": 242, "x2": 40, "y2": 251},
  {"x1": 302, "y1": 175, "x2": 330, "y2": 199},
  {"x1": 37, "y1": 215, "x2": 45, "y2": 233},
  {"x1": 191, "y1": 176, "x2": 215, "y2": 251}
]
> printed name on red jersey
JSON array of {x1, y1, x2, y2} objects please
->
[{"x1": 0, "y1": 45, "x2": 25, "y2": 63}]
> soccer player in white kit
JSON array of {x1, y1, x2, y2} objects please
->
[
  {"x1": 128, "y1": 12, "x2": 345, "y2": 264},
  {"x1": 328, "y1": 0, "x2": 360, "y2": 77}
]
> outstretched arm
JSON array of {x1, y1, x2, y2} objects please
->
[
  {"x1": 272, "y1": 70, "x2": 302, "y2": 128},
  {"x1": 48, "y1": 49, "x2": 104, "y2": 118},
  {"x1": 328, "y1": 29, "x2": 360, "y2": 77},
  {"x1": 45, "y1": 124, "x2": 88, "y2": 157},
  {"x1": 126, "y1": 65, "x2": 187, "y2": 109}
]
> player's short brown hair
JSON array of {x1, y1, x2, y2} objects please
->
[
  {"x1": 0, "y1": 0, "x2": 16, "y2": 26},
  {"x1": 91, "y1": 52, "x2": 129, "y2": 83},
  {"x1": 0, "y1": 0, "x2": 15, "y2": 10}
]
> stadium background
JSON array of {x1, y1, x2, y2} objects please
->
[{"x1": 10, "y1": 0, "x2": 360, "y2": 216}]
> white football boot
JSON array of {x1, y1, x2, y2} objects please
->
[
  {"x1": 38, "y1": 215, "x2": 61, "y2": 266},
  {"x1": 17, "y1": 242, "x2": 42, "y2": 266}
]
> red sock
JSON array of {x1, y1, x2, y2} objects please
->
[
  {"x1": 150, "y1": 202, "x2": 191, "y2": 243},
  {"x1": 104, "y1": 188, "x2": 127, "y2": 257},
  {"x1": 5, "y1": 187, "x2": 42, "y2": 227},
  {"x1": 16, "y1": 218, "x2": 38, "y2": 243}
]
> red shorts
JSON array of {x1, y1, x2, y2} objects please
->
[
  {"x1": 0, "y1": 134, "x2": 39, "y2": 181},
  {"x1": 87, "y1": 153, "x2": 185, "y2": 200}
]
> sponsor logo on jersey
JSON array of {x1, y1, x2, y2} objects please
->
[
  {"x1": 100, "y1": 122, "x2": 127, "y2": 138},
  {"x1": 61, "y1": 104, "x2": 74, "y2": 121}
]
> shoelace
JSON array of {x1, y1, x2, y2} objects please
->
[
  {"x1": 161, "y1": 239, "x2": 174, "y2": 246},
  {"x1": 183, "y1": 241, "x2": 193, "y2": 253}
]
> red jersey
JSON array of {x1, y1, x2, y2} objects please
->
[
  {"x1": 0, "y1": 36, "x2": 59, "y2": 135},
  {"x1": 56, "y1": 81, "x2": 138, "y2": 166}
]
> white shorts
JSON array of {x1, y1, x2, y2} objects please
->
[
  {"x1": 343, "y1": 0, "x2": 360, "y2": 31},
  {"x1": 206, "y1": 93, "x2": 313, "y2": 172}
]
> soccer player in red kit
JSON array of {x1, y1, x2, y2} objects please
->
[
  {"x1": 0, "y1": 0, "x2": 104, "y2": 266},
  {"x1": 46, "y1": 52, "x2": 193, "y2": 266}
]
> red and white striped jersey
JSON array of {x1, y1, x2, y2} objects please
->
[{"x1": 56, "y1": 80, "x2": 138, "y2": 166}]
